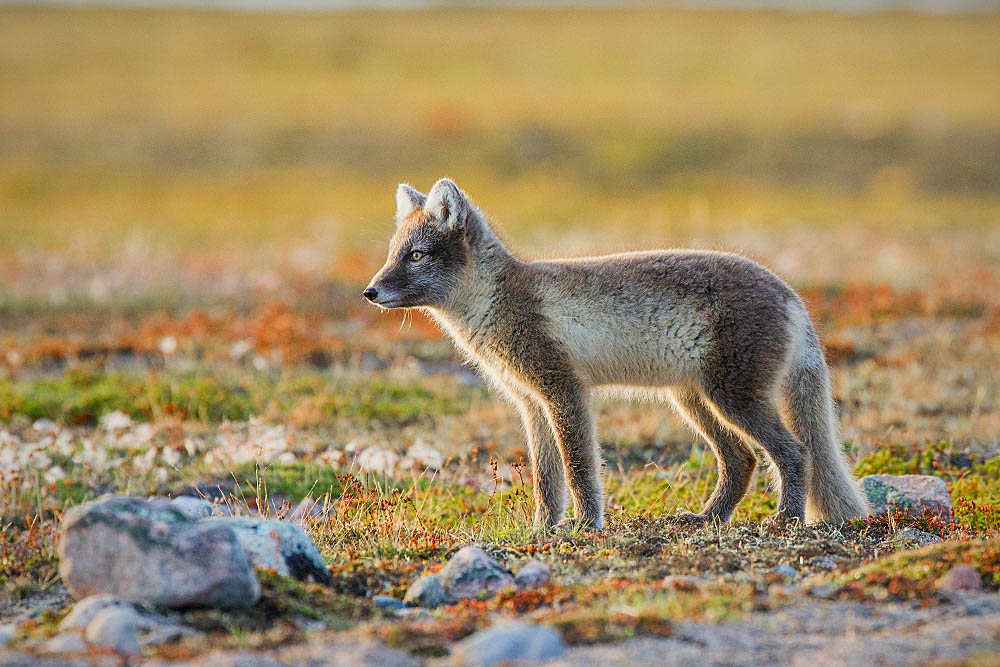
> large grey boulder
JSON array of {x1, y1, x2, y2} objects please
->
[
  {"x1": 58, "y1": 496, "x2": 260, "y2": 609},
  {"x1": 449, "y1": 622, "x2": 565, "y2": 666},
  {"x1": 860, "y1": 474, "x2": 953, "y2": 520},
  {"x1": 437, "y1": 546, "x2": 514, "y2": 601},
  {"x1": 202, "y1": 517, "x2": 331, "y2": 584}
]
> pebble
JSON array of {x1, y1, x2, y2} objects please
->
[
  {"x1": 812, "y1": 556, "x2": 838, "y2": 570},
  {"x1": 449, "y1": 621, "x2": 566, "y2": 665},
  {"x1": 437, "y1": 546, "x2": 515, "y2": 600},
  {"x1": 60, "y1": 594, "x2": 132, "y2": 631},
  {"x1": 169, "y1": 496, "x2": 217, "y2": 520},
  {"x1": 403, "y1": 574, "x2": 449, "y2": 608},
  {"x1": 860, "y1": 474, "x2": 953, "y2": 520},
  {"x1": 514, "y1": 559, "x2": 551, "y2": 589},
  {"x1": 374, "y1": 595, "x2": 406, "y2": 611},
  {"x1": 884, "y1": 527, "x2": 944, "y2": 549},
  {"x1": 937, "y1": 565, "x2": 983, "y2": 593},
  {"x1": 772, "y1": 564, "x2": 797, "y2": 580},
  {"x1": 85, "y1": 606, "x2": 141, "y2": 655},
  {"x1": 41, "y1": 633, "x2": 87, "y2": 654}
]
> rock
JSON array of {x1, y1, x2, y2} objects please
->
[
  {"x1": 203, "y1": 517, "x2": 330, "y2": 584},
  {"x1": 58, "y1": 496, "x2": 260, "y2": 609},
  {"x1": 811, "y1": 585, "x2": 838, "y2": 600},
  {"x1": 403, "y1": 575, "x2": 449, "y2": 608},
  {"x1": 169, "y1": 496, "x2": 217, "y2": 520},
  {"x1": 860, "y1": 474, "x2": 953, "y2": 520},
  {"x1": 884, "y1": 527, "x2": 944, "y2": 549},
  {"x1": 937, "y1": 565, "x2": 983, "y2": 593},
  {"x1": 514, "y1": 560, "x2": 551, "y2": 589},
  {"x1": 772, "y1": 564, "x2": 797, "y2": 580},
  {"x1": 812, "y1": 556, "x2": 838, "y2": 570},
  {"x1": 286, "y1": 496, "x2": 332, "y2": 524},
  {"x1": 141, "y1": 622, "x2": 197, "y2": 647},
  {"x1": 450, "y1": 622, "x2": 566, "y2": 665},
  {"x1": 40, "y1": 633, "x2": 87, "y2": 654},
  {"x1": 59, "y1": 594, "x2": 132, "y2": 631},
  {"x1": 437, "y1": 546, "x2": 515, "y2": 601},
  {"x1": 0, "y1": 625, "x2": 14, "y2": 647},
  {"x1": 85, "y1": 607, "x2": 140, "y2": 654},
  {"x1": 373, "y1": 595, "x2": 406, "y2": 611}
]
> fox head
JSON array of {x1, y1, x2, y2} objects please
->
[{"x1": 364, "y1": 178, "x2": 472, "y2": 310}]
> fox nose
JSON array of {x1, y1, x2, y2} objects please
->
[{"x1": 363, "y1": 287, "x2": 378, "y2": 302}]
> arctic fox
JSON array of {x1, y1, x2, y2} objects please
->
[{"x1": 364, "y1": 178, "x2": 869, "y2": 531}]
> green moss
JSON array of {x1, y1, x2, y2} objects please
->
[
  {"x1": 0, "y1": 368, "x2": 465, "y2": 425},
  {"x1": 830, "y1": 536, "x2": 1000, "y2": 601}
]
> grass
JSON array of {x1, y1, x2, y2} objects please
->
[{"x1": 0, "y1": 367, "x2": 471, "y2": 425}]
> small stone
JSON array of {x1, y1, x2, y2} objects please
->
[
  {"x1": 403, "y1": 575, "x2": 449, "y2": 608},
  {"x1": 860, "y1": 474, "x2": 953, "y2": 520},
  {"x1": 812, "y1": 556, "x2": 838, "y2": 570},
  {"x1": 169, "y1": 496, "x2": 216, "y2": 520},
  {"x1": 373, "y1": 595, "x2": 406, "y2": 611},
  {"x1": 884, "y1": 527, "x2": 944, "y2": 549},
  {"x1": 142, "y1": 622, "x2": 197, "y2": 647},
  {"x1": 41, "y1": 633, "x2": 87, "y2": 654},
  {"x1": 811, "y1": 585, "x2": 838, "y2": 600},
  {"x1": 60, "y1": 594, "x2": 131, "y2": 631},
  {"x1": 514, "y1": 560, "x2": 551, "y2": 589},
  {"x1": 937, "y1": 565, "x2": 983, "y2": 593},
  {"x1": 58, "y1": 496, "x2": 260, "y2": 609},
  {"x1": 85, "y1": 607, "x2": 141, "y2": 655},
  {"x1": 203, "y1": 517, "x2": 331, "y2": 584},
  {"x1": 772, "y1": 564, "x2": 797, "y2": 580},
  {"x1": 450, "y1": 622, "x2": 565, "y2": 665},
  {"x1": 287, "y1": 496, "x2": 332, "y2": 524},
  {"x1": 437, "y1": 546, "x2": 514, "y2": 601}
]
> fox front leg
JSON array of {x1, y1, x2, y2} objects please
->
[
  {"x1": 538, "y1": 385, "x2": 605, "y2": 531},
  {"x1": 515, "y1": 398, "x2": 569, "y2": 530}
]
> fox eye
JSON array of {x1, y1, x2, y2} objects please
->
[{"x1": 409, "y1": 250, "x2": 426, "y2": 262}]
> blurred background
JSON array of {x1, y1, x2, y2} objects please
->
[{"x1": 0, "y1": 2, "x2": 998, "y2": 458}]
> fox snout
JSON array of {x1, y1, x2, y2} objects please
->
[{"x1": 362, "y1": 287, "x2": 378, "y2": 302}]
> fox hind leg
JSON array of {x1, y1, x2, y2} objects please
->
[
  {"x1": 670, "y1": 387, "x2": 757, "y2": 522},
  {"x1": 702, "y1": 387, "x2": 807, "y2": 522}
]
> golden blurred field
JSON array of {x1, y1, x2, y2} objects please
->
[{"x1": 1, "y1": 7, "x2": 998, "y2": 271}]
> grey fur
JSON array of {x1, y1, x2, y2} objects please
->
[{"x1": 366, "y1": 179, "x2": 870, "y2": 530}]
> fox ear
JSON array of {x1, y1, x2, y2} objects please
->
[
  {"x1": 425, "y1": 178, "x2": 468, "y2": 231},
  {"x1": 395, "y1": 184, "x2": 426, "y2": 223}
]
